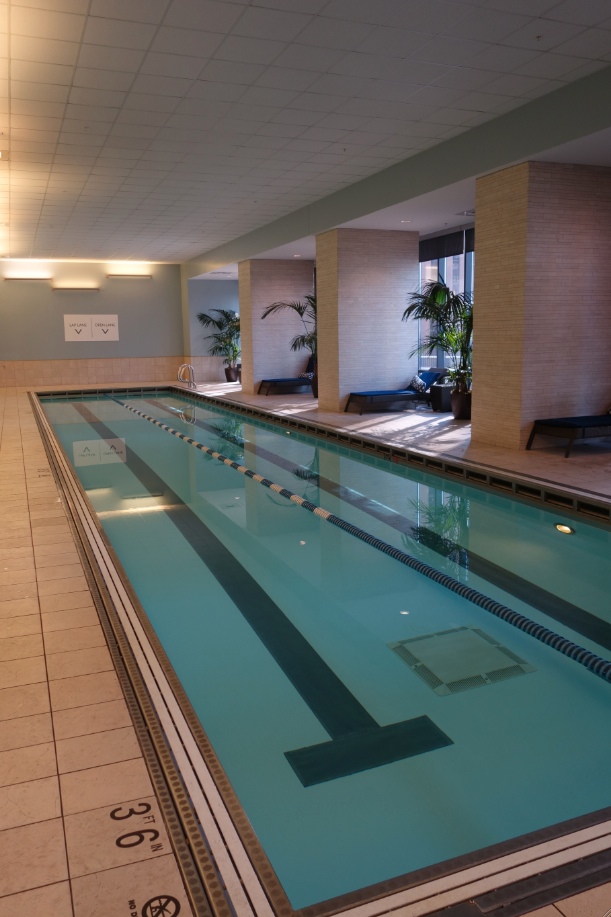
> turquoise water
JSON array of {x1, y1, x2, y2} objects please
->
[{"x1": 42, "y1": 391, "x2": 611, "y2": 909}]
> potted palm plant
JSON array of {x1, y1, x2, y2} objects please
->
[
  {"x1": 402, "y1": 279, "x2": 473, "y2": 419},
  {"x1": 197, "y1": 309, "x2": 241, "y2": 382},
  {"x1": 261, "y1": 293, "x2": 318, "y2": 395}
]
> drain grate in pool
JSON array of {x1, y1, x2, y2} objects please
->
[{"x1": 389, "y1": 627, "x2": 535, "y2": 695}]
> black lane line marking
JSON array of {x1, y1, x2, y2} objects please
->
[
  {"x1": 72, "y1": 400, "x2": 452, "y2": 786},
  {"x1": 148, "y1": 397, "x2": 611, "y2": 655},
  {"x1": 110, "y1": 396, "x2": 611, "y2": 687}
]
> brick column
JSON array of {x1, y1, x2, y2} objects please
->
[
  {"x1": 238, "y1": 259, "x2": 315, "y2": 395},
  {"x1": 316, "y1": 229, "x2": 419, "y2": 413},
  {"x1": 472, "y1": 162, "x2": 611, "y2": 449}
]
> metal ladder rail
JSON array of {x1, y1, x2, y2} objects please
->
[{"x1": 177, "y1": 363, "x2": 196, "y2": 389}]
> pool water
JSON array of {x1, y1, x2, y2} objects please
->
[{"x1": 41, "y1": 391, "x2": 611, "y2": 910}]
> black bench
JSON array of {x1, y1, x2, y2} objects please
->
[
  {"x1": 526, "y1": 415, "x2": 611, "y2": 457},
  {"x1": 345, "y1": 390, "x2": 417, "y2": 415},
  {"x1": 258, "y1": 377, "x2": 313, "y2": 396}
]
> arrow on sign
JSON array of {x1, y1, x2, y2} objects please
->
[
  {"x1": 102, "y1": 329, "x2": 109, "y2": 334},
  {"x1": 75, "y1": 329, "x2": 82, "y2": 334}
]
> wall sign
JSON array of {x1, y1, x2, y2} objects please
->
[
  {"x1": 64, "y1": 314, "x2": 119, "y2": 341},
  {"x1": 73, "y1": 438, "x2": 126, "y2": 466}
]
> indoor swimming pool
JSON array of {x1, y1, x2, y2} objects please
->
[{"x1": 39, "y1": 389, "x2": 611, "y2": 912}]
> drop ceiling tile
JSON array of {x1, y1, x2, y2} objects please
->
[
  {"x1": 354, "y1": 26, "x2": 433, "y2": 56},
  {"x1": 483, "y1": 72, "x2": 552, "y2": 95},
  {"x1": 270, "y1": 43, "x2": 345, "y2": 73},
  {"x1": 124, "y1": 93, "x2": 181, "y2": 112},
  {"x1": 255, "y1": 67, "x2": 318, "y2": 91},
  {"x1": 314, "y1": 112, "x2": 369, "y2": 130},
  {"x1": 413, "y1": 35, "x2": 490, "y2": 65},
  {"x1": 433, "y1": 66, "x2": 499, "y2": 91},
  {"x1": 64, "y1": 103, "x2": 119, "y2": 121},
  {"x1": 11, "y1": 114, "x2": 63, "y2": 130},
  {"x1": 63, "y1": 118, "x2": 111, "y2": 134},
  {"x1": 295, "y1": 17, "x2": 376, "y2": 50},
  {"x1": 130, "y1": 73, "x2": 195, "y2": 95},
  {"x1": 90, "y1": 0, "x2": 171, "y2": 24},
  {"x1": 385, "y1": 59, "x2": 452, "y2": 85},
  {"x1": 151, "y1": 27, "x2": 223, "y2": 57},
  {"x1": 174, "y1": 98, "x2": 233, "y2": 118},
  {"x1": 82, "y1": 17, "x2": 157, "y2": 51},
  {"x1": 237, "y1": 85, "x2": 299, "y2": 107},
  {"x1": 256, "y1": 121, "x2": 304, "y2": 138},
  {"x1": 10, "y1": 128, "x2": 61, "y2": 142},
  {"x1": 11, "y1": 35, "x2": 80, "y2": 65},
  {"x1": 141, "y1": 52, "x2": 206, "y2": 79},
  {"x1": 10, "y1": 80, "x2": 70, "y2": 102},
  {"x1": 454, "y1": 89, "x2": 516, "y2": 111},
  {"x1": 11, "y1": 7, "x2": 85, "y2": 41},
  {"x1": 232, "y1": 7, "x2": 311, "y2": 42},
  {"x1": 11, "y1": 98, "x2": 65, "y2": 118},
  {"x1": 500, "y1": 18, "x2": 585, "y2": 51},
  {"x1": 73, "y1": 68, "x2": 136, "y2": 91},
  {"x1": 186, "y1": 80, "x2": 245, "y2": 102},
  {"x1": 12, "y1": 0, "x2": 89, "y2": 12},
  {"x1": 338, "y1": 97, "x2": 430, "y2": 120},
  {"x1": 164, "y1": 0, "x2": 245, "y2": 33},
  {"x1": 111, "y1": 121, "x2": 163, "y2": 136},
  {"x1": 551, "y1": 28, "x2": 611, "y2": 58},
  {"x1": 214, "y1": 35, "x2": 287, "y2": 65},
  {"x1": 198, "y1": 59, "x2": 265, "y2": 85},
  {"x1": 561, "y1": 57, "x2": 609, "y2": 77},
  {"x1": 467, "y1": 45, "x2": 544, "y2": 73},
  {"x1": 446, "y1": 7, "x2": 530, "y2": 42},
  {"x1": 69, "y1": 86, "x2": 126, "y2": 106},
  {"x1": 77, "y1": 43, "x2": 145, "y2": 71}
]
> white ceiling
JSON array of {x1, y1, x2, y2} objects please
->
[{"x1": 3, "y1": 0, "x2": 611, "y2": 261}]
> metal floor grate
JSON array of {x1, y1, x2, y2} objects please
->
[{"x1": 389, "y1": 627, "x2": 535, "y2": 695}]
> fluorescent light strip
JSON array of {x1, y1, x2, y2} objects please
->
[
  {"x1": 52, "y1": 287, "x2": 100, "y2": 292},
  {"x1": 106, "y1": 274, "x2": 152, "y2": 279},
  {"x1": 4, "y1": 276, "x2": 52, "y2": 281}
]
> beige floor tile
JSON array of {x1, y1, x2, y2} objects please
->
[
  {"x1": 47, "y1": 645, "x2": 113, "y2": 681},
  {"x1": 44, "y1": 624, "x2": 106, "y2": 655},
  {"x1": 53, "y1": 699, "x2": 132, "y2": 740},
  {"x1": 0, "y1": 547, "x2": 33, "y2": 560},
  {"x1": 49, "y1": 670, "x2": 123, "y2": 711},
  {"x1": 29, "y1": 508, "x2": 65, "y2": 520},
  {"x1": 0, "y1": 682, "x2": 50, "y2": 721},
  {"x1": 0, "y1": 555, "x2": 34, "y2": 571},
  {"x1": 0, "y1": 881, "x2": 72, "y2": 917},
  {"x1": 0, "y1": 712, "x2": 53, "y2": 752},
  {"x1": 30, "y1": 515, "x2": 67, "y2": 529},
  {"x1": 0, "y1": 535, "x2": 32, "y2": 550},
  {"x1": 0, "y1": 741, "x2": 56, "y2": 787},
  {"x1": 60, "y1": 757, "x2": 153, "y2": 816},
  {"x1": 0, "y1": 655, "x2": 46, "y2": 690},
  {"x1": 65, "y1": 795, "x2": 170, "y2": 877},
  {"x1": 522, "y1": 908, "x2": 564, "y2": 916},
  {"x1": 36, "y1": 562, "x2": 83, "y2": 583},
  {"x1": 0, "y1": 597, "x2": 39, "y2": 619},
  {"x1": 35, "y1": 550, "x2": 80, "y2": 569},
  {"x1": 38, "y1": 575, "x2": 89, "y2": 597},
  {"x1": 0, "y1": 633, "x2": 43, "y2": 661},
  {"x1": 0, "y1": 582, "x2": 37, "y2": 601},
  {"x1": 71, "y1": 855, "x2": 192, "y2": 917},
  {"x1": 0, "y1": 568, "x2": 35, "y2": 587},
  {"x1": 57, "y1": 726, "x2": 141, "y2": 774},
  {"x1": 0, "y1": 775, "x2": 61, "y2": 830},
  {"x1": 40, "y1": 591, "x2": 94, "y2": 615},
  {"x1": 0, "y1": 819, "x2": 67, "y2": 897},
  {"x1": 32, "y1": 530, "x2": 73, "y2": 546},
  {"x1": 555, "y1": 882, "x2": 611, "y2": 917},
  {"x1": 42, "y1": 606, "x2": 99, "y2": 633},
  {"x1": 0, "y1": 615, "x2": 41, "y2": 639},
  {"x1": 34, "y1": 539, "x2": 77, "y2": 556}
]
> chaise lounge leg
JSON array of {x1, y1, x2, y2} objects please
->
[{"x1": 526, "y1": 429, "x2": 536, "y2": 450}]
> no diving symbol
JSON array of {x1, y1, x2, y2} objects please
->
[{"x1": 141, "y1": 896, "x2": 180, "y2": 917}]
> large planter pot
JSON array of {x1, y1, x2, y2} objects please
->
[
  {"x1": 451, "y1": 391, "x2": 472, "y2": 420},
  {"x1": 311, "y1": 372, "x2": 318, "y2": 398},
  {"x1": 224, "y1": 366, "x2": 239, "y2": 382}
]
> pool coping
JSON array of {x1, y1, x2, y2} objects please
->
[{"x1": 30, "y1": 387, "x2": 611, "y2": 917}]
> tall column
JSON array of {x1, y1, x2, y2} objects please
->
[
  {"x1": 239, "y1": 259, "x2": 315, "y2": 395},
  {"x1": 316, "y1": 229, "x2": 419, "y2": 413},
  {"x1": 472, "y1": 162, "x2": 611, "y2": 449}
]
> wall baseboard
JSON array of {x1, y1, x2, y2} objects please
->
[{"x1": 0, "y1": 355, "x2": 225, "y2": 387}]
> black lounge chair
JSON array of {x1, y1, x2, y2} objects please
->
[
  {"x1": 526, "y1": 414, "x2": 611, "y2": 457},
  {"x1": 345, "y1": 371, "x2": 443, "y2": 415},
  {"x1": 258, "y1": 355, "x2": 315, "y2": 396}
]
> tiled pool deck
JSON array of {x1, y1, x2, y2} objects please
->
[{"x1": 1, "y1": 383, "x2": 609, "y2": 917}]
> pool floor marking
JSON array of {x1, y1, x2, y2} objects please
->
[
  {"x1": 147, "y1": 397, "x2": 611, "y2": 655},
  {"x1": 108, "y1": 396, "x2": 611, "y2": 687},
  {"x1": 72, "y1": 400, "x2": 453, "y2": 786}
]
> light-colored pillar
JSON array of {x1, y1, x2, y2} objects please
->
[
  {"x1": 316, "y1": 229, "x2": 419, "y2": 412},
  {"x1": 472, "y1": 161, "x2": 611, "y2": 449},
  {"x1": 239, "y1": 259, "x2": 315, "y2": 395}
]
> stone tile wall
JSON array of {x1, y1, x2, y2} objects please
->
[
  {"x1": 472, "y1": 161, "x2": 611, "y2": 449},
  {"x1": 238, "y1": 259, "x2": 315, "y2": 395},
  {"x1": 317, "y1": 228, "x2": 420, "y2": 412},
  {"x1": 0, "y1": 356, "x2": 225, "y2": 388}
]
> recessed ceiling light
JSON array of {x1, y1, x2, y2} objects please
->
[
  {"x1": 293, "y1": 254, "x2": 301, "y2": 257},
  {"x1": 554, "y1": 523, "x2": 575, "y2": 535},
  {"x1": 456, "y1": 209, "x2": 475, "y2": 216},
  {"x1": 400, "y1": 220, "x2": 411, "y2": 223}
]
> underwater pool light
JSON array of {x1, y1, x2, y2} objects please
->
[{"x1": 555, "y1": 523, "x2": 575, "y2": 534}]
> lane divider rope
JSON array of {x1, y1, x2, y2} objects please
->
[{"x1": 109, "y1": 395, "x2": 611, "y2": 686}]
